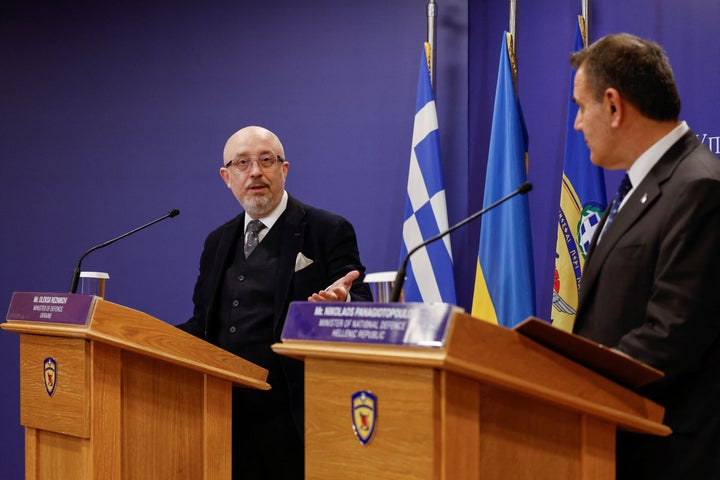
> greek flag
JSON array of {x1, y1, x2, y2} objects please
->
[{"x1": 399, "y1": 45, "x2": 457, "y2": 304}]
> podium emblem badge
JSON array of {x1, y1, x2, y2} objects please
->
[
  {"x1": 44, "y1": 357, "x2": 57, "y2": 397},
  {"x1": 351, "y1": 390, "x2": 377, "y2": 445}
]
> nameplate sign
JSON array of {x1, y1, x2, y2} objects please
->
[
  {"x1": 5, "y1": 292, "x2": 94, "y2": 326},
  {"x1": 282, "y1": 302, "x2": 460, "y2": 347}
]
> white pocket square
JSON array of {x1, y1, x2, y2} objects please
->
[{"x1": 295, "y1": 252, "x2": 314, "y2": 272}]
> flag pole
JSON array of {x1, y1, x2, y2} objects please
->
[
  {"x1": 508, "y1": 0, "x2": 518, "y2": 87},
  {"x1": 427, "y1": 0, "x2": 437, "y2": 87},
  {"x1": 509, "y1": 0, "x2": 517, "y2": 55},
  {"x1": 507, "y1": 0, "x2": 519, "y2": 90},
  {"x1": 581, "y1": 0, "x2": 590, "y2": 43}
]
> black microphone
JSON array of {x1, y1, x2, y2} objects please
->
[
  {"x1": 69, "y1": 209, "x2": 180, "y2": 293},
  {"x1": 390, "y1": 182, "x2": 532, "y2": 302}
]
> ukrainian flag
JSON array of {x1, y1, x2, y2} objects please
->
[{"x1": 471, "y1": 32, "x2": 535, "y2": 328}]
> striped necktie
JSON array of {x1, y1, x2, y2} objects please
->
[
  {"x1": 244, "y1": 220, "x2": 266, "y2": 258},
  {"x1": 599, "y1": 173, "x2": 632, "y2": 240}
]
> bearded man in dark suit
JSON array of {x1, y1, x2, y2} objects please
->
[
  {"x1": 177, "y1": 125, "x2": 373, "y2": 479},
  {"x1": 571, "y1": 33, "x2": 720, "y2": 479}
]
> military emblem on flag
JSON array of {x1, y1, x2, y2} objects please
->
[{"x1": 577, "y1": 203, "x2": 604, "y2": 258}]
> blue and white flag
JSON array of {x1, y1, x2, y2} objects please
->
[
  {"x1": 552, "y1": 18, "x2": 607, "y2": 332},
  {"x1": 399, "y1": 45, "x2": 457, "y2": 304}
]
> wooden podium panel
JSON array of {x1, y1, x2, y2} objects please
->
[
  {"x1": 3, "y1": 294, "x2": 269, "y2": 480},
  {"x1": 475, "y1": 385, "x2": 598, "y2": 479},
  {"x1": 302, "y1": 357, "x2": 614, "y2": 480},
  {"x1": 305, "y1": 358, "x2": 436, "y2": 479},
  {"x1": 121, "y1": 351, "x2": 206, "y2": 479},
  {"x1": 274, "y1": 306, "x2": 670, "y2": 480},
  {"x1": 20, "y1": 335, "x2": 91, "y2": 439}
]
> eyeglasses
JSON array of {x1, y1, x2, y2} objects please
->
[{"x1": 224, "y1": 154, "x2": 284, "y2": 173}]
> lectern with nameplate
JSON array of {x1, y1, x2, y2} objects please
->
[
  {"x1": 2, "y1": 292, "x2": 269, "y2": 480},
  {"x1": 273, "y1": 302, "x2": 670, "y2": 480}
]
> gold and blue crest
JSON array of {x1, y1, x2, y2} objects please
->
[
  {"x1": 43, "y1": 357, "x2": 57, "y2": 397},
  {"x1": 351, "y1": 390, "x2": 377, "y2": 445}
]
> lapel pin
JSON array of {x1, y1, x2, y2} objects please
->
[{"x1": 641, "y1": 193, "x2": 647, "y2": 204}]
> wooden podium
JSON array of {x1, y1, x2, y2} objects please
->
[
  {"x1": 273, "y1": 303, "x2": 670, "y2": 480},
  {"x1": 2, "y1": 293, "x2": 269, "y2": 480}
]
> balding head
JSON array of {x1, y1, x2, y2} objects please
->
[{"x1": 222, "y1": 126, "x2": 285, "y2": 166}]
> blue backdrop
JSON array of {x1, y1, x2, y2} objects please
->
[{"x1": 2, "y1": 1, "x2": 719, "y2": 477}]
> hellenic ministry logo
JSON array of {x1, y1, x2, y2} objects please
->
[{"x1": 351, "y1": 390, "x2": 377, "y2": 445}]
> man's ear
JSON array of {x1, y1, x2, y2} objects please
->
[
  {"x1": 219, "y1": 167, "x2": 231, "y2": 187},
  {"x1": 605, "y1": 88, "x2": 623, "y2": 127}
]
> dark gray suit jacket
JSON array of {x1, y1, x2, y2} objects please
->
[
  {"x1": 177, "y1": 194, "x2": 373, "y2": 433},
  {"x1": 574, "y1": 130, "x2": 720, "y2": 478}
]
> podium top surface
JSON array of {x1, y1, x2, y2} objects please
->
[
  {"x1": 274, "y1": 303, "x2": 670, "y2": 437},
  {"x1": 3, "y1": 292, "x2": 269, "y2": 390},
  {"x1": 514, "y1": 317, "x2": 663, "y2": 389}
]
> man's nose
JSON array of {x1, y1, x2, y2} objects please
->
[
  {"x1": 248, "y1": 159, "x2": 263, "y2": 175},
  {"x1": 573, "y1": 110, "x2": 582, "y2": 131}
]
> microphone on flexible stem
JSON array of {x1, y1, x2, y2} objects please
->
[
  {"x1": 68, "y1": 208, "x2": 181, "y2": 293},
  {"x1": 390, "y1": 182, "x2": 532, "y2": 303}
]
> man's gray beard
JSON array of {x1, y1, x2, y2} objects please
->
[{"x1": 242, "y1": 192, "x2": 274, "y2": 217}]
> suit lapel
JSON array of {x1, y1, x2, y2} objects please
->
[
  {"x1": 578, "y1": 131, "x2": 697, "y2": 313},
  {"x1": 582, "y1": 182, "x2": 660, "y2": 283},
  {"x1": 214, "y1": 214, "x2": 244, "y2": 276},
  {"x1": 273, "y1": 195, "x2": 307, "y2": 330}
]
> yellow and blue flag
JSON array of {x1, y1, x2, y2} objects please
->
[
  {"x1": 400, "y1": 44, "x2": 457, "y2": 304},
  {"x1": 552, "y1": 18, "x2": 607, "y2": 332},
  {"x1": 471, "y1": 32, "x2": 535, "y2": 327}
]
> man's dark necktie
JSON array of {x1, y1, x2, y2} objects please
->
[
  {"x1": 600, "y1": 173, "x2": 632, "y2": 240},
  {"x1": 244, "y1": 219, "x2": 266, "y2": 258}
]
